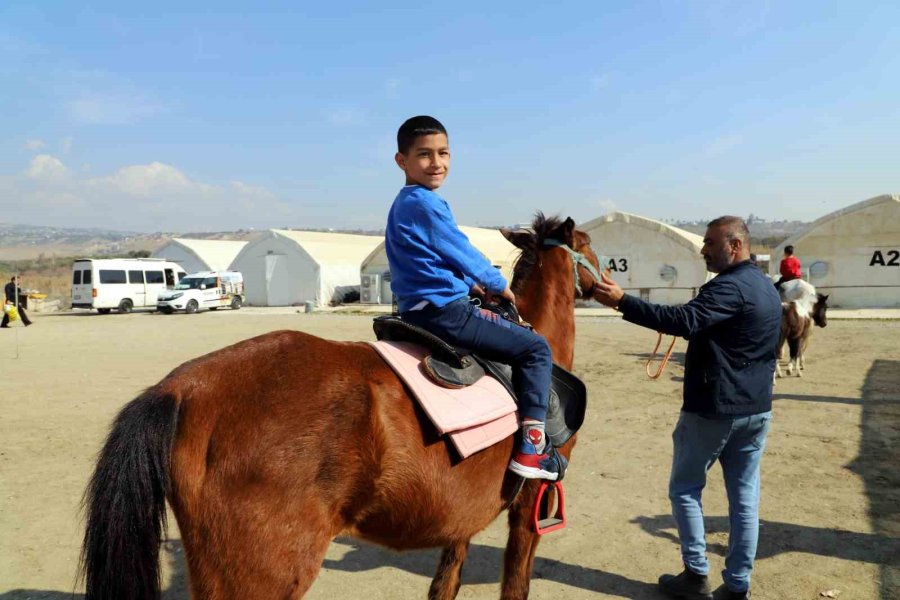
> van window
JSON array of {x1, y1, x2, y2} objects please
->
[
  {"x1": 83, "y1": 270, "x2": 92, "y2": 284},
  {"x1": 99, "y1": 270, "x2": 127, "y2": 284},
  {"x1": 128, "y1": 270, "x2": 144, "y2": 284},
  {"x1": 145, "y1": 271, "x2": 164, "y2": 284},
  {"x1": 203, "y1": 276, "x2": 218, "y2": 288},
  {"x1": 73, "y1": 271, "x2": 81, "y2": 285}
]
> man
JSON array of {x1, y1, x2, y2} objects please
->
[
  {"x1": 2, "y1": 276, "x2": 33, "y2": 327},
  {"x1": 593, "y1": 216, "x2": 781, "y2": 600},
  {"x1": 773, "y1": 245, "x2": 801, "y2": 289}
]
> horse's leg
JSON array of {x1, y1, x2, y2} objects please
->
[
  {"x1": 500, "y1": 487, "x2": 542, "y2": 600},
  {"x1": 428, "y1": 541, "x2": 470, "y2": 600}
]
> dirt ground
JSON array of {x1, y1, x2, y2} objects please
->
[{"x1": 1, "y1": 309, "x2": 898, "y2": 600}]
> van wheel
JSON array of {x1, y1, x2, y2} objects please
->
[
  {"x1": 209, "y1": 307, "x2": 218, "y2": 311},
  {"x1": 98, "y1": 308, "x2": 111, "y2": 314},
  {"x1": 185, "y1": 300, "x2": 199, "y2": 314},
  {"x1": 231, "y1": 296, "x2": 242, "y2": 310},
  {"x1": 118, "y1": 299, "x2": 133, "y2": 314}
]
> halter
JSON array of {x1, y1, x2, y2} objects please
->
[{"x1": 542, "y1": 239, "x2": 606, "y2": 297}]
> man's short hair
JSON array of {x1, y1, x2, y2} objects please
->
[
  {"x1": 397, "y1": 116, "x2": 447, "y2": 154},
  {"x1": 784, "y1": 245, "x2": 794, "y2": 255},
  {"x1": 707, "y1": 215, "x2": 750, "y2": 246}
]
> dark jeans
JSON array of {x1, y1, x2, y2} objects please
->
[
  {"x1": 1, "y1": 305, "x2": 31, "y2": 327},
  {"x1": 401, "y1": 297, "x2": 551, "y2": 422}
]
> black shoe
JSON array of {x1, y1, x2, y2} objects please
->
[
  {"x1": 658, "y1": 567, "x2": 713, "y2": 600},
  {"x1": 713, "y1": 585, "x2": 750, "y2": 600}
]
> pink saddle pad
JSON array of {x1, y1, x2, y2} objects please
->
[{"x1": 369, "y1": 341, "x2": 519, "y2": 458}]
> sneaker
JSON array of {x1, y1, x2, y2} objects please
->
[
  {"x1": 713, "y1": 585, "x2": 750, "y2": 600},
  {"x1": 509, "y1": 443, "x2": 567, "y2": 480},
  {"x1": 658, "y1": 567, "x2": 713, "y2": 600}
]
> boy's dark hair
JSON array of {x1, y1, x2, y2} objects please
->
[
  {"x1": 397, "y1": 116, "x2": 447, "y2": 154},
  {"x1": 784, "y1": 245, "x2": 794, "y2": 255}
]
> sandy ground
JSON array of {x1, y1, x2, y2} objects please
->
[{"x1": 1, "y1": 310, "x2": 898, "y2": 600}]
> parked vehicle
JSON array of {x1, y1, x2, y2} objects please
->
[
  {"x1": 156, "y1": 271, "x2": 244, "y2": 314},
  {"x1": 71, "y1": 258, "x2": 187, "y2": 314}
]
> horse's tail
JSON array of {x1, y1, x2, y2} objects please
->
[{"x1": 80, "y1": 389, "x2": 179, "y2": 600}]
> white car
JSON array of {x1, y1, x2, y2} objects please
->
[{"x1": 157, "y1": 271, "x2": 244, "y2": 314}]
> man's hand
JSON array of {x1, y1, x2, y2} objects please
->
[
  {"x1": 499, "y1": 286, "x2": 516, "y2": 305},
  {"x1": 593, "y1": 272, "x2": 625, "y2": 309},
  {"x1": 470, "y1": 283, "x2": 486, "y2": 298}
]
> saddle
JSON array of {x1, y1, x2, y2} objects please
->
[{"x1": 372, "y1": 306, "x2": 587, "y2": 450}]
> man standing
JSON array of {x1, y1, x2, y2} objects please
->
[
  {"x1": 2, "y1": 276, "x2": 33, "y2": 327},
  {"x1": 593, "y1": 216, "x2": 781, "y2": 600},
  {"x1": 773, "y1": 245, "x2": 801, "y2": 289}
]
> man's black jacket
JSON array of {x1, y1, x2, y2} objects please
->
[{"x1": 618, "y1": 260, "x2": 782, "y2": 416}]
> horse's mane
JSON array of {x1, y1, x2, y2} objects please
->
[{"x1": 510, "y1": 212, "x2": 566, "y2": 295}]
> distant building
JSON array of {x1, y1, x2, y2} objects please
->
[
  {"x1": 579, "y1": 212, "x2": 709, "y2": 305},
  {"x1": 773, "y1": 194, "x2": 900, "y2": 308},
  {"x1": 152, "y1": 238, "x2": 248, "y2": 274}
]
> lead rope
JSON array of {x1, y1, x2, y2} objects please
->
[{"x1": 645, "y1": 332, "x2": 677, "y2": 380}]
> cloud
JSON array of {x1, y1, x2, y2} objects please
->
[
  {"x1": 25, "y1": 154, "x2": 69, "y2": 181},
  {"x1": 61, "y1": 137, "x2": 74, "y2": 153},
  {"x1": 24, "y1": 139, "x2": 46, "y2": 151},
  {"x1": 596, "y1": 198, "x2": 618, "y2": 212},
  {"x1": 326, "y1": 108, "x2": 364, "y2": 126},
  {"x1": 703, "y1": 133, "x2": 743, "y2": 157},
  {"x1": 590, "y1": 74, "x2": 610, "y2": 91},
  {"x1": 89, "y1": 162, "x2": 211, "y2": 197},
  {"x1": 5, "y1": 157, "x2": 300, "y2": 231}
]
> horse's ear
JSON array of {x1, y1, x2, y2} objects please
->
[
  {"x1": 820, "y1": 294, "x2": 829, "y2": 302},
  {"x1": 547, "y1": 217, "x2": 576, "y2": 247},
  {"x1": 501, "y1": 227, "x2": 533, "y2": 250}
]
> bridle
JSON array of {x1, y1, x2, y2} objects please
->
[
  {"x1": 542, "y1": 238, "x2": 606, "y2": 297},
  {"x1": 544, "y1": 238, "x2": 677, "y2": 380}
]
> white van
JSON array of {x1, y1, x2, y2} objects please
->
[
  {"x1": 156, "y1": 271, "x2": 244, "y2": 314},
  {"x1": 71, "y1": 258, "x2": 187, "y2": 314}
]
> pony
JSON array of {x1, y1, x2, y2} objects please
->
[
  {"x1": 80, "y1": 214, "x2": 604, "y2": 600},
  {"x1": 776, "y1": 279, "x2": 828, "y2": 377}
]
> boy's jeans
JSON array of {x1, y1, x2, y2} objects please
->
[
  {"x1": 401, "y1": 297, "x2": 551, "y2": 422},
  {"x1": 669, "y1": 410, "x2": 772, "y2": 593}
]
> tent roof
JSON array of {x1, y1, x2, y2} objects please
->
[
  {"x1": 269, "y1": 229, "x2": 382, "y2": 265},
  {"x1": 578, "y1": 211, "x2": 704, "y2": 252},
  {"x1": 158, "y1": 238, "x2": 248, "y2": 271},
  {"x1": 776, "y1": 194, "x2": 900, "y2": 250}
]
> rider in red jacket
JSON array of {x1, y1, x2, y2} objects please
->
[{"x1": 774, "y1": 245, "x2": 801, "y2": 289}]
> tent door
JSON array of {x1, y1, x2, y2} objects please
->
[{"x1": 264, "y1": 254, "x2": 289, "y2": 306}]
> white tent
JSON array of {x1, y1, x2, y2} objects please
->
[
  {"x1": 579, "y1": 212, "x2": 708, "y2": 304},
  {"x1": 359, "y1": 226, "x2": 519, "y2": 304},
  {"x1": 773, "y1": 194, "x2": 900, "y2": 308},
  {"x1": 231, "y1": 230, "x2": 382, "y2": 307},
  {"x1": 151, "y1": 238, "x2": 248, "y2": 274}
]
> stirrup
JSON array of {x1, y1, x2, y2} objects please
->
[{"x1": 532, "y1": 481, "x2": 566, "y2": 535}]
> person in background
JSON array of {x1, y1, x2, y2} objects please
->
[
  {"x1": 773, "y1": 245, "x2": 801, "y2": 289},
  {"x1": 2, "y1": 275, "x2": 33, "y2": 328}
]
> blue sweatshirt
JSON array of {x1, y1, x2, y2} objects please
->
[{"x1": 386, "y1": 185, "x2": 508, "y2": 313}]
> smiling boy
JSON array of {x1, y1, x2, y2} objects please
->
[{"x1": 384, "y1": 115, "x2": 565, "y2": 480}]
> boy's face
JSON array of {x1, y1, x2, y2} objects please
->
[{"x1": 395, "y1": 133, "x2": 450, "y2": 190}]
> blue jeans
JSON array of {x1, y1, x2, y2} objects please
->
[
  {"x1": 669, "y1": 411, "x2": 772, "y2": 593},
  {"x1": 401, "y1": 297, "x2": 552, "y2": 422}
]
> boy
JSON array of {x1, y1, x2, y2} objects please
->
[
  {"x1": 385, "y1": 115, "x2": 564, "y2": 481},
  {"x1": 774, "y1": 245, "x2": 801, "y2": 289}
]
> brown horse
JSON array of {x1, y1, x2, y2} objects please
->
[{"x1": 81, "y1": 214, "x2": 604, "y2": 600}]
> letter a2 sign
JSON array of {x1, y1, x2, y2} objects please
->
[{"x1": 869, "y1": 250, "x2": 900, "y2": 267}]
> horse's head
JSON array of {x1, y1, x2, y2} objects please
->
[
  {"x1": 502, "y1": 213, "x2": 604, "y2": 299},
  {"x1": 812, "y1": 293, "x2": 829, "y2": 327}
]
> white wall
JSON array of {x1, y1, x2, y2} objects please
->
[{"x1": 151, "y1": 243, "x2": 209, "y2": 274}]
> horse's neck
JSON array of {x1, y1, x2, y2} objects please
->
[{"x1": 515, "y1": 253, "x2": 576, "y2": 370}]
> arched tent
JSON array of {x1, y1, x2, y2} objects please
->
[
  {"x1": 151, "y1": 238, "x2": 248, "y2": 274},
  {"x1": 773, "y1": 194, "x2": 900, "y2": 308},
  {"x1": 359, "y1": 226, "x2": 519, "y2": 304},
  {"x1": 231, "y1": 230, "x2": 382, "y2": 307},
  {"x1": 579, "y1": 212, "x2": 708, "y2": 304}
]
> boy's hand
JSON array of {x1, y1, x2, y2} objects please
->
[
  {"x1": 593, "y1": 272, "x2": 625, "y2": 309},
  {"x1": 498, "y1": 286, "x2": 516, "y2": 305},
  {"x1": 469, "y1": 283, "x2": 486, "y2": 298}
]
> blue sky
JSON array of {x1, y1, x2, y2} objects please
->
[{"x1": 1, "y1": 1, "x2": 898, "y2": 232}]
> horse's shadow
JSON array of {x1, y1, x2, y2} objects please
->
[{"x1": 323, "y1": 537, "x2": 659, "y2": 598}]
